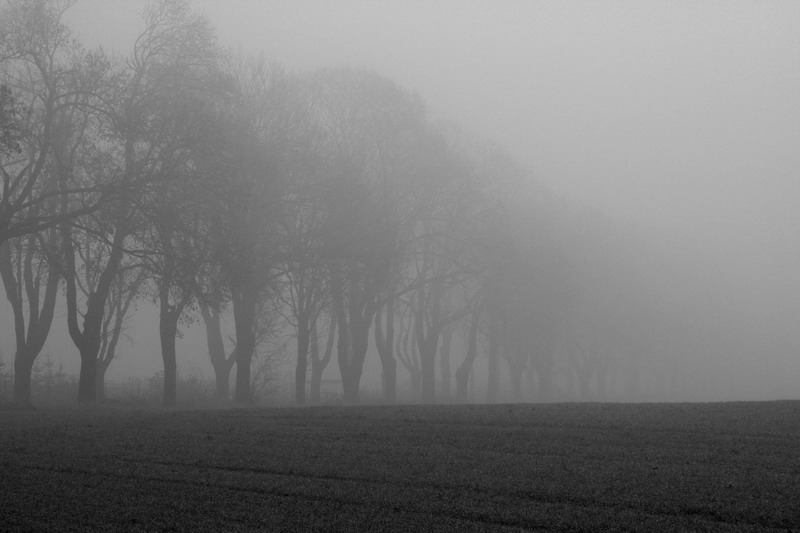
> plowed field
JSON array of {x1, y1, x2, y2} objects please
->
[{"x1": 1, "y1": 402, "x2": 798, "y2": 531}]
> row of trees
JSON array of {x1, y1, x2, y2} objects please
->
[{"x1": 1, "y1": 0, "x2": 671, "y2": 408}]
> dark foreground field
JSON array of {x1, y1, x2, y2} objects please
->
[{"x1": 1, "y1": 402, "x2": 799, "y2": 532}]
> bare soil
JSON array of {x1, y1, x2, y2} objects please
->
[{"x1": 1, "y1": 401, "x2": 798, "y2": 531}]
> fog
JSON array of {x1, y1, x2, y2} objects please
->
[{"x1": 2, "y1": 0, "x2": 799, "y2": 403}]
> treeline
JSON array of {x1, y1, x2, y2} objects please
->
[{"x1": 1, "y1": 0, "x2": 675, "y2": 408}]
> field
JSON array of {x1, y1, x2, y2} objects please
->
[{"x1": 1, "y1": 402, "x2": 799, "y2": 532}]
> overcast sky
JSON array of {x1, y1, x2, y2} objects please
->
[
  {"x1": 66, "y1": 2, "x2": 800, "y2": 236},
  {"x1": 34, "y1": 0, "x2": 800, "y2": 396}
]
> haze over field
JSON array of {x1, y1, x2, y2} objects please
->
[{"x1": 1, "y1": 0, "x2": 799, "y2": 403}]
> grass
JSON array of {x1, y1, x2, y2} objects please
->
[{"x1": 1, "y1": 401, "x2": 798, "y2": 531}]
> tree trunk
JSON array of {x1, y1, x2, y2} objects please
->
[
  {"x1": 334, "y1": 296, "x2": 353, "y2": 402},
  {"x1": 199, "y1": 302, "x2": 234, "y2": 401},
  {"x1": 96, "y1": 358, "x2": 111, "y2": 401},
  {"x1": 309, "y1": 315, "x2": 336, "y2": 404},
  {"x1": 2, "y1": 236, "x2": 60, "y2": 407},
  {"x1": 310, "y1": 367, "x2": 323, "y2": 404},
  {"x1": 232, "y1": 288, "x2": 256, "y2": 404},
  {"x1": 530, "y1": 326, "x2": 558, "y2": 403},
  {"x1": 341, "y1": 366, "x2": 361, "y2": 403},
  {"x1": 331, "y1": 269, "x2": 355, "y2": 403},
  {"x1": 504, "y1": 344, "x2": 527, "y2": 402},
  {"x1": 332, "y1": 270, "x2": 375, "y2": 405},
  {"x1": 381, "y1": 357, "x2": 397, "y2": 404},
  {"x1": 234, "y1": 348, "x2": 253, "y2": 404},
  {"x1": 454, "y1": 366, "x2": 469, "y2": 402},
  {"x1": 439, "y1": 324, "x2": 455, "y2": 400},
  {"x1": 309, "y1": 321, "x2": 321, "y2": 404},
  {"x1": 160, "y1": 311, "x2": 179, "y2": 407},
  {"x1": 485, "y1": 318, "x2": 500, "y2": 403},
  {"x1": 374, "y1": 301, "x2": 397, "y2": 404},
  {"x1": 455, "y1": 310, "x2": 480, "y2": 402},
  {"x1": 345, "y1": 313, "x2": 370, "y2": 404},
  {"x1": 295, "y1": 320, "x2": 309, "y2": 405},
  {"x1": 76, "y1": 267, "x2": 123, "y2": 404},
  {"x1": 420, "y1": 337, "x2": 437, "y2": 404},
  {"x1": 13, "y1": 354, "x2": 34, "y2": 406},
  {"x1": 62, "y1": 217, "x2": 128, "y2": 404},
  {"x1": 77, "y1": 343, "x2": 98, "y2": 403}
]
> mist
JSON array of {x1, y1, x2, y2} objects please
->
[{"x1": 1, "y1": 0, "x2": 798, "y2": 405}]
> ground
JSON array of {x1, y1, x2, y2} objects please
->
[{"x1": 1, "y1": 401, "x2": 798, "y2": 531}]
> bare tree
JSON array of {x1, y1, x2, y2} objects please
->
[
  {"x1": 275, "y1": 110, "x2": 331, "y2": 405},
  {"x1": 279, "y1": 251, "x2": 329, "y2": 405},
  {"x1": 205, "y1": 59, "x2": 308, "y2": 404},
  {"x1": 454, "y1": 302, "x2": 483, "y2": 402},
  {"x1": 134, "y1": 0, "x2": 223, "y2": 407},
  {"x1": 308, "y1": 310, "x2": 336, "y2": 404},
  {"x1": 61, "y1": 0, "x2": 219, "y2": 402},
  {"x1": 198, "y1": 299, "x2": 235, "y2": 400},
  {"x1": 310, "y1": 67, "x2": 430, "y2": 403},
  {"x1": 95, "y1": 264, "x2": 146, "y2": 400},
  {"x1": 0, "y1": 0, "x2": 112, "y2": 246},
  {"x1": 0, "y1": 229, "x2": 59, "y2": 405},
  {"x1": 394, "y1": 300, "x2": 421, "y2": 398}
]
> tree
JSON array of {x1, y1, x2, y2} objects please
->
[
  {"x1": 279, "y1": 236, "x2": 329, "y2": 405},
  {"x1": 274, "y1": 95, "x2": 331, "y2": 405},
  {"x1": 149, "y1": 205, "x2": 211, "y2": 407},
  {"x1": 454, "y1": 301, "x2": 483, "y2": 401},
  {"x1": 408, "y1": 132, "x2": 512, "y2": 404},
  {"x1": 394, "y1": 301, "x2": 422, "y2": 397},
  {"x1": 372, "y1": 129, "x2": 461, "y2": 404},
  {"x1": 61, "y1": 197, "x2": 128, "y2": 402},
  {"x1": 373, "y1": 290, "x2": 398, "y2": 402},
  {"x1": 0, "y1": 0, "x2": 112, "y2": 246},
  {"x1": 208, "y1": 60, "x2": 305, "y2": 404},
  {"x1": 133, "y1": 0, "x2": 223, "y2": 407},
  {"x1": 68, "y1": 229, "x2": 144, "y2": 400},
  {"x1": 94, "y1": 265, "x2": 145, "y2": 400},
  {"x1": 498, "y1": 190, "x2": 576, "y2": 402},
  {"x1": 562, "y1": 208, "x2": 643, "y2": 401},
  {"x1": 60, "y1": 0, "x2": 218, "y2": 402},
  {"x1": 198, "y1": 298, "x2": 236, "y2": 400},
  {"x1": 410, "y1": 247, "x2": 471, "y2": 403},
  {"x1": 311, "y1": 67, "x2": 431, "y2": 403},
  {"x1": 0, "y1": 228, "x2": 60, "y2": 405},
  {"x1": 308, "y1": 310, "x2": 336, "y2": 404},
  {"x1": 141, "y1": 94, "x2": 224, "y2": 406}
]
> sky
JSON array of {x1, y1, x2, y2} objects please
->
[
  {"x1": 5, "y1": 0, "x2": 798, "y2": 400},
  {"x1": 65, "y1": 1, "x2": 800, "y2": 248}
]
